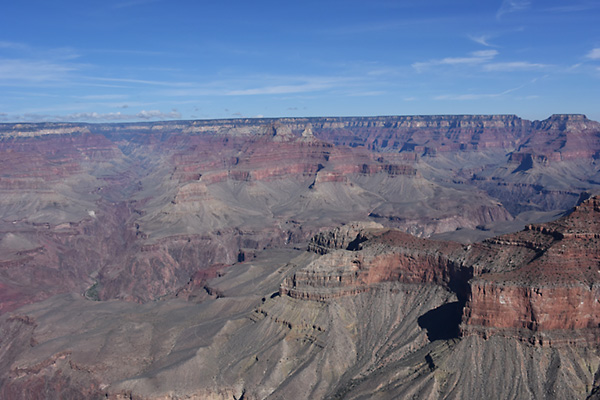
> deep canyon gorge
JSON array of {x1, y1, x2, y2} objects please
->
[{"x1": 1, "y1": 114, "x2": 600, "y2": 399}]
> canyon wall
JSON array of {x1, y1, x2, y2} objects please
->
[
  {"x1": 1, "y1": 115, "x2": 600, "y2": 399},
  {"x1": 279, "y1": 195, "x2": 600, "y2": 346}
]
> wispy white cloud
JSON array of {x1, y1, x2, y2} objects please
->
[
  {"x1": 75, "y1": 94, "x2": 130, "y2": 100},
  {"x1": 0, "y1": 41, "x2": 31, "y2": 51},
  {"x1": 7, "y1": 109, "x2": 181, "y2": 122},
  {"x1": 435, "y1": 93, "x2": 499, "y2": 101},
  {"x1": 0, "y1": 41, "x2": 80, "y2": 61},
  {"x1": 135, "y1": 109, "x2": 181, "y2": 119},
  {"x1": 413, "y1": 49, "x2": 549, "y2": 74},
  {"x1": 434, "y1": 77, "x2": 541, "y2": 101},
  {"x1": 160, "y1": 75, "x2": 353, "y2": 97},
  {"x1": 0, "y1": 59, "x2": 78, "y2": 83},
  {"x1": 586, "y1": 48, "x2": 600, "y2": 60},
  {"x1": 484, "y1": 61, "x2": 549, "y2": 71},
  {"x1": 227, "y1": 82, "x2": 332, "y2": 96},
  {"x1": 468, "y1": 35, "x2": 495, "y2": 47},
  {"x1": 0, "y1": 41, "x2": 82, "y2": 87},
  {"x1": 471, "y1": 50, "x2": 500, "y2": 59},
  {"x1": 317, "y1": 18, "x2": 443, "y2": 36},
  {"x1": 497, "y1": 0, "x2": 531, "y2": 19},
  {"x1": 86, "y1": 76, "x2": 193, "y2": 87},
  {"x1": 87, "y1": 48, "x2": 172, "y2": 57},
  {"x1": 345, "y1": 91, "x2": 386, "y2": 97},
  {"x1": 412, "y1": 50, "x2": 498, "y2": 72}
]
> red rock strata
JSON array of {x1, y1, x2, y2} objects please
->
[
  {"x1": 284, "y1": 196, "x2": 600, "y2": 345},
  {"x1": 461, "y1": 196, "x2": 600, "y2": 345},
  {"x1": 281, "y1": 224, "x2": 468, "y2": 301},
  {"x1": 0, "y1": 115, "x2": 598, "y2": 315}
]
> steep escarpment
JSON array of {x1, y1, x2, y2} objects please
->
[
  {"x1": 282, "y1": 195, "x2": 600, "y2": 347},
  {"x1": 461, "y1": 196, "x2": 600, "y2": 345},
  {"x1": 283, "y1": 228, "x2": 468, "y2": 302},
  {"x1": 526, "y1": 114, "x2": 600, "y2": 160},
  {"x1": 5, "y1": 113, "x2": 597, "y2": 160},
  {"x1": 314, "y1": 114, "x2": 530, "y2": 153}
]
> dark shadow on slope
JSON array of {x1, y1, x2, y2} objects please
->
[
  {"x1": 587, "y1": 365, "x2": 600, "y2": 400},
  {"x1": 418, "y1": 301, "x2": 463, "y2": 341},
  {"x1": 346, "y1": 234, "x2": 368, "y2": 251},
  {"x1": 511, "y1": 153, "x2": 533, "y2": 173}
]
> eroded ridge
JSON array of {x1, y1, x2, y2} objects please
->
[
  {"x1": 462, "y1": 196, "x2": 600, "y2": 346},
  {"x1": 282, "y1": 197, "x2": 600, "y2": 347}
]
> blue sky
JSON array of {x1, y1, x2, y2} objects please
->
[{"x1": 1, "y1": 0, "x2": 599, "y2": 122}]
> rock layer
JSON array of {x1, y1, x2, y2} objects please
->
[
  {"x1": 461, "y1": 196, "x2": 600, "y2": 345},
  {"x1": 281, "y1": 195, "x2": 600, "y2": 346},
  {"x1": 0, "y1": 115, "x2": 600, "y2": 399}
]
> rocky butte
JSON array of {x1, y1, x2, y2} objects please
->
[
  {"x1": 0, "y1": 114, "x2": 600, "y2": 399},
  {"x1": 462, "y1": 195, "x2": 600, "y2": 346}
]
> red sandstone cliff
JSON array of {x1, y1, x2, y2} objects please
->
[
  {"x1": 282, "y1": 223, "x2": 469, "y2": 302},
  {"x1": 461, "y1": 196, "x2": 600, "y2": 345},
  {"x1": 279, "y1": 195, "x2": 600, "y2": 346}
]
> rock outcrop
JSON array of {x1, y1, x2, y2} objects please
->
[
  {"x1": 283, "y1": 228, "x2": 468, "y2": 302},
  {"x1": 281, "y1": 195, "x2": 600, "y2": 347},
  {"x1": 461, "y1": 196, "x2": 600, "y2": 345}
]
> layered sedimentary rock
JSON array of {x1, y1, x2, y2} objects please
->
[
  {"x1": 3, "y1": 113, "x2": 598, "y2": 158},
  {"x1": 283, "y1": 195, "x2": 600, "y2": 347},
  {"x1": 283, "y1": 226, "x2": 468, "y2": 302},
  {"x1": 461, "y1": 196, "x2": 600, "y2": 345},
  {"x1": 0, "y1": 114, "x2": 598, "y2": 309},
  {"x1": 0, "y1": 115, "x2": 600, "y2": 399}
]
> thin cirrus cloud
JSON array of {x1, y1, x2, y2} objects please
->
[
  {"x1": 226, "y1": 82, "x2": 333, "y2": 96},
  {"x1": 86, "y1": 76, "x2": 194, "y2": 87},
  {"x1": 0, "y1": 41, "x2": 80, "y2": 62},
  {"x1": 75, "y1": 94, "x2": 130, "y2": 101},
  {"x1": 434, "y1": 93, "x2": 500, "y2": 101},
  {"x1": 412, "y1": 50, "x2": 499, "y2": 72},
  {"x1": 0, "y1": 42, "x2": 82, "y2": 85},
  {"x1": 0, "y1": 41, "x2": 31, "y2": 52},
  {"x1": 496, "y1": 0, "x2": 531, "y2": 19},
  {"x1": 586, "y1": 48, "x2": 600, "y2": 60},
  {"x1": 412, "y1": 50, "x2": 548, "y2": 74},
  {"x1": 12, "y1": 109, "x2": 182, "y2": 122},
  {"x1": 161, "y1": 75, "x2": 351, "y2": 98},
  {"x1": 468, "y1": 35, "x2": 495, "y2": 47},
  {"x1": 0, "y1": 59, "x2": 78, "y2": 83},
  {"x1": 484, "y1": 62, "x2": 548, "y2": 71},
  {"x1": 434, "y1": 78, "x2": 539, "y2": 101}
]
